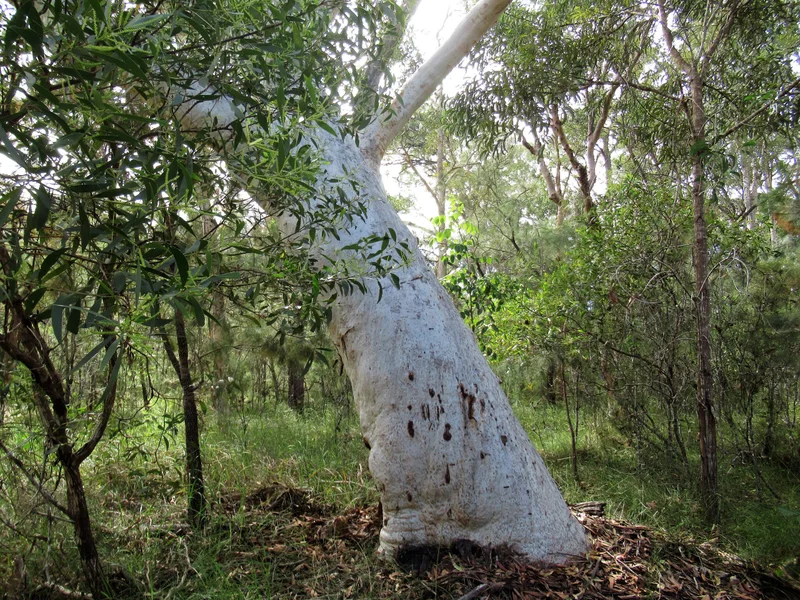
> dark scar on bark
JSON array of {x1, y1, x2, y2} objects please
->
[
  {"x1": 408, "y1": 371, "x2": 415, "y2": 381},
  {"x1": 428, "y1": 388, "x2": 435, "y2": 398},
  {"x1": 444, "y1": 464, "x2": 450, "y2": 484},
  {"x1": 443, "y1": 424, "x2": 452, "y2": 441},
  {"x1": 500, "y1": 435, "x2": 508, "y2": 446},
  {"x1": 408, "y1": 421, "x2": 415, "y2": 437}
]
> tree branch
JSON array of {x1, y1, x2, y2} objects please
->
[
  {"x1": 550, "y1": 104, "x2": 580, "y2": 173},
  {"x1": 701, "y1": 0, "x2": 740, "y2": 75},
  {"x1": 159, "y1": 328, "x2": 182, "y2": 379},
  {"x1": 402, "y1": 150, "x2": 439, "y2": 201},
  {"x1": 360, "y1": 0, "x2": 513, "y2": 165},
  {"x1": 0, "y1": 439, "x2": 70, "y2": 516},
  {"x1": 711, "y1": 77, "x2": 800, "y2": 145},
  {"x1": 657, "y1": 0, "x2": 693, "y2": 76},
  {"x1": 589, "y1": 84, "x2": 618, "y2": 148},
  {"x1": 72, "y1": 336, "x2": 119, "y2": 466},
  {"x1": 521, "y1": 133, "x2": 562, "y2": 207},
  {"x1": 361, "y1": 0, "x2": 422, "y2": 95}
]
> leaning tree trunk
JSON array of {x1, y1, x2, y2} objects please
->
[
  {"x1": 62, "y1": 457, "x2": 105, "y2": 596},
  {"x1": 177, "y1": 0, "x2": 587, "y2": 563},
  {"x1": 286, "y1": 130, "x2": 587, "y2": 561}
]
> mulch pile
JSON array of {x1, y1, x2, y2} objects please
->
[{"x1": 230, "y1": 483, "x2": 800, "y2": 599}]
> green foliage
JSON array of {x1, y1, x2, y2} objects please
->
[{"x1": 1, "y1": 0, "x2": 800, "y2": 593}]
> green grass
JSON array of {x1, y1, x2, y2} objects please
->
[
  {"x1": 204, "y1": 403, "x2": 375, "y2": 507},
  {"x1": 102, "y1": 397, "x2": 797, "y2": 567},
  {"x1": 2, "y1": 397, "x2": 799, "y2": 597},
  {"x1": 512, "y1": 399, "x2": 800, "y2": 565}
]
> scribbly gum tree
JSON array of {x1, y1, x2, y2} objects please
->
[
  {"x1": 177, "y1": 0, "x2": 587, "y2": 561},
  {"x1": 307, "y1": 134, "x2": 587, "y2": 561},
  {"x1": 320, "y1": 0, "x2": 586, "y2": 563}
]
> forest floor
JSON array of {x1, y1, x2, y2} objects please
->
[
  {"x1": 3, "y1": 404, "x2": 800, "y2": 599},
  {"x1": 21, "y1": 481, "x2": 800, "y2": 599}
]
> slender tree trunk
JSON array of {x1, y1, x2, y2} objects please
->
[
  {"x1": 287, "y1": 359, "x2": 305, "y2": 413},
  {"x1": 62, "y1": 456, "x2": 106, "y2": 598},
  {"x1": 0, "y1": 247, "x2": 115, "y2": 596},
  {"x1": 763, "y1": 380, "x2": 776, "y2": 458},
  {"x1": 521, "y1": 133, "x2": 564, "y2": 226},
  {"x1": 176, "y1": 312, "x2": 207, "y2": 528},
  {"x1": 690, "y1": 75, "x2": 719, "y2": 523},
  {"x1": 600, "y1": 349, "x2": 615, "y2": 417},
  {"x1": 602, "y1": 131, "x2": 612, "y2": 187},
  {"x1": 766, "y1": 166, "x2": 779, "y2": 246},
  {"x1": 742, "y1": 153, "x2": 756, "y2": 230},
  {"x1": 163, "y1": 312, "x2": 207, "y2": 529},
  {"x1": 209, "y1": 292, "x2": 228, "y2": 415},
  {"x1": 545, "y1": 359, "x2": 557, "y2": 405},
  {"x1": 269, "y1": 358, "x2": 281, "y2": 405},
  {"x1": 550, "y1": 104, "x2": 595, "y2": 223},
  {"x1": 658, "y1": 0, "x2": 725, "y2": 523},
  {"x1": 561, "y1": 362, "x2": 579, "y2": 483},
  {"x1": 202, "y1": 212, "x2": 229, "y2": 415},
  {"x1": 435, "y1": 125, "x2": 448, "y2": 279}
]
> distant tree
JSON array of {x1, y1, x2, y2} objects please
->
[{"x1": 160, "y1": 309, "x2": 207, "y2": 529}]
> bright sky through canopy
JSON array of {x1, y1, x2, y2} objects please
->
[
  {"x1": 407, "y1": 0, "x2": 471, "y2": 94},
  {"x1": 382, "y1": 0, "x2": 470, "y2": 227}
]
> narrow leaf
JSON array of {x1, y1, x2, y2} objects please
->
[
  {"x1": 170, "y1": 246, "x2": 189, "y2": 285},
  {"x1": 0, "y1": 188, "x2": 21, "y2": 228},
  {"x1": 101, "y1": 338, "x2": 120, "y2": 369},
  {"x1": 71, "y1": 339, "x2": 107, "y2": 373},
  {"x1": 39, "y1": 248, "x2": 66, "y2": 280},
  {"x1": 51, "y1": 297, "x2": 66, "y2": 343},
  {"x1": 123, "y1": 13, "x2": 170, "y2": 31}
]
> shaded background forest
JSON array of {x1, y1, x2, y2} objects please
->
[{"x1": 1, "y1": 0, "x2": 800, "y2": 596}]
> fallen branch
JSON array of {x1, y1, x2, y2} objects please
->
[
  {"x1": 33, "y1": 583, "x2": 92, "y2": 600},
  {"x1": 457, "y1": 582, "x2": 504, "y2": 600}
]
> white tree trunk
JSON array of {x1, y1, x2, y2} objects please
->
[
  {"x1": 177, "y1": 0, "x2": 588, "y2": 563},
  {"x1": 312, "y1": 131, "x2": 587, "y2": 562}
]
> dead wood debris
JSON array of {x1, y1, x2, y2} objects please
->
[
  {"x1": 287, "y1": 492, "x2": 798, "y2": 599},
  {"x1": 17, "y1": 486, "x2": 799, "y2": 599},
  {"x1": 216, "y1": 486, "x2": 800, "y2": 599}
]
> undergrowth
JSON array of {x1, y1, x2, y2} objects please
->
[
  {"x1": 512, "y1": 400, "x2": 800, "y2": 564},
  {"x1": 1, "y1": 399, "x2": 799, "y2": 598}
]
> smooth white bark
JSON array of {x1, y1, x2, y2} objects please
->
[
  {"x1": 310, "y1": 131, "x2": 587, "y2": 561},
  {"x1": 360, "y1": 0, "x2": 513, "y2": 165}
]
